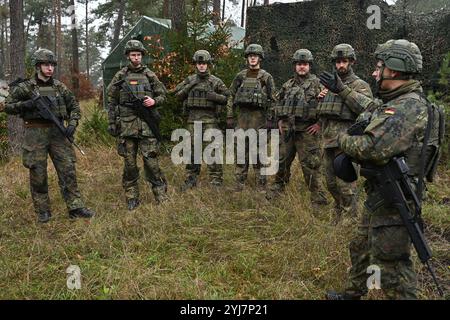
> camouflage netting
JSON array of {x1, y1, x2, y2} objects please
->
[{"x1": 246, "y1": 0, "x2": 450, "y2": 91}]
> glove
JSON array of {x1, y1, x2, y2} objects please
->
[
  {"x1": 319, "y1": 71, "x2": 346, "y2": 94},
  {"x1": 108, "y1": 124, "x2": 119, "y2": 137},
  {"x1": 226, "y1": 116, "x2": 234, "y2": 129},
  {"x1": 65, "y1": 125, "x2": 76, "y2": 139},
  {"x1": 206, "y1": 92, "x2": 227, "y2": 104},
  {"x1": 22, "y1": 99, "x2": 35, "y2": 111}
]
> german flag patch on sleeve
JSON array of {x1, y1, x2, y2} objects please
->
[{"x1": 384, "y1": 107, "x2": 396, "y2": 115}]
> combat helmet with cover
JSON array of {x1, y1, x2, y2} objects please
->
[
  {"x1": 31, "y1": 49, "x2": 57, "y2": 66},
  {"x1": 330, "y1": 44, "x2": 356, "y2": 62},
  {"x1": 244, "y1": 44, "x2": 265, "y2": 59}
]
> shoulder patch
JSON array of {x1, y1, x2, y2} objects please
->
[{"x1": 384, "y1": 107, "x2": 396, "y2": 115}]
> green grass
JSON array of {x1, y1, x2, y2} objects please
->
[{"x1": 0, "y1": 102, "x2": 448, "y2": 300}]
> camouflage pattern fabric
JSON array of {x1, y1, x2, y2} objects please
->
[
  {"x1": 318, "y1": 68, "x2": 373, "y2": 216},
  {"x1": 337, "y1": 79, "x2": 441, "y2": 299},
  {"x1": 268, "y1": 73, "x2": 327, "y2": 206},
  {"x1": 4, "y1": 76, "x2": 85, "y2": 215},
  {"x1": 175, "y1": 71, "x2": 229, "y2": 185},
  {"x1": 227, "y1": 68, "x2": 276, "y2": 186},
  {"x1": 107, "y1": 63, "x2": 168, "y2": 202}
]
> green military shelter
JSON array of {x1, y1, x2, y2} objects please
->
[{"x1": 101, "y1": 16, "x2": 171, "y2": 108}]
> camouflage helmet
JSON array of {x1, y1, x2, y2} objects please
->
[
  {"x1": 374, "y1": 39, "x2": 422, "y2": 74},
  {"x1": 31, "y1": 49, "x2": 57, "y2": 66},
  {"x1": 192, "y1": 50, "x2": 212, "y2": 64},
  {"x1": 245, "y1": 44, "x2": 265, "y2": 59},
  {"x1": 292, "y1": 49, "x2": 314, "y2": 64},
  {"x1": 124, "y1": 39, "x2": 147, "y2": 55},
  {"x1": 331, "y1": 44, "x2": 356, "y2": 61}
]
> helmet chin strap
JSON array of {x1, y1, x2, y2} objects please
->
[{"x1": 377, "y1": 64, "x2": 413, "y2": 92}]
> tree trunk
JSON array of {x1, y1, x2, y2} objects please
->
[
  {"x1": 69, "y1": 0, "x2": 80, "y2": 97},
  {"x1": 111, "y1": 0, "x2": 126, "y2": 51},
  {"x1": 264, "y1": 0, "x2": 269, "y2": 5},
  {"x1": 212, "y1": 0, "x2": 220, "y2": 25},
  {"x1": 222, "y1": 0, "x2": 225, "y2": 21},
  {"x1": 53, "y1": 0, "x2": 63, "y2": 79},
  {"x1": 171, "y1": 0, "x2": 186, "y2": 34},
  {"x1": 8, "y1": 0, "x2": 25, "y2": 155},
  {"x1": 85, "y1": 0, "x2": 90, "y2": 79},
  {"x1": 162, "y1": 0, "x2": 170, "y2": 18},
  {"x1": 241, "y1": 0, "x2": 246, "y2": 27}
]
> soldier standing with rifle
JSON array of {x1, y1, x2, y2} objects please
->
[
  {"x1": 174, "y1": 50, "x2": 230, "y2": 190},
  {"x1": 107, "y1": 40, "x2": 168, "y2": 210},
  {"x1": 3, "y1": 49, "x2": 94, "y2": 223},
  {"x1": 322, "y1": 39, "x2": 445, "y2": 300}
]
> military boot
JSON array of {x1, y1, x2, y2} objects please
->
[
  {"x1": 256, "y1": 176, "x2": 267, "y2": 191},
  {"x1": 265, "y1": 184, "x2": 284, "y2": 201},
  {"x1": 38, "y1": 211, "x2": 52, "y2": 223},
  {"x1": 69, "y1": 208, "x2": 95, "y2": 219},
  {"x1": 181, "y1": 176, "x2": 197, "y2": 192},
  {"x1": 127, "y1": 198, "x2": 140, "y2": 211},
  {"x1": 153, "y1": 185, "x2": 168, "y2": 204},
  {"x1": 325, "y1": 291, "x2": 362, "y2": 300}
]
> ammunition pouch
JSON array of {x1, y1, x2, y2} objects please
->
[
  {"x1": 234, "y1": 77, "x2": 266, "y2": 109},
  {"x1": 317, "y1": 93, "x2": 357, "y2": 121}
]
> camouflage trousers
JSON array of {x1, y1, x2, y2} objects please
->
[
  {"x1": 345, "y1": 196, "x2": 417, "y2": 299},
  {"x1": 235, "y1": 108, "x2": 267, "y2": 186},
  {"x1": 269, "y1": 129, "x2": 328, "y2": 206},
  {"x1": 324, "y1": 147, "x2": 357, "y2": 215},
  {"x1": 117, "y1": 137, "x2": 167, "y2": 201},
  {"x1": 185, "y1": 121, "x2": 222, "y2": 185},
  {"x1": 22, "y1": 126, "x2": 85, "y2": 214}
]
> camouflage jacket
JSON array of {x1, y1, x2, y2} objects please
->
[
  {"x1": 318, "y1": 69, "x2": 373, "y2": 148},
  {"x1": 338, "y1": 80, "x2": 441, "y2": 179},
  {"x1": 274, "y1": 73, "x2": 321, "y2": 131},
  {"x1": 5, "y1": 76, "x2": 81, "y2": 126},
  {"x1": 226, "y1": 68, "x2": 276, "y2": 117},
  {"x1": 107, "y1": 64, "x2": 167, "y2": 138},
  {"x1": 174, "y1": 71, "x2": 229, "y2": 123}
]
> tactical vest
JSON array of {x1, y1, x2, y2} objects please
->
[
  {"x1": 119, "y1": 71, "x2": 153, "y2": 117},
  {"x1": 234, "y1": 77, "x2": 266, "y2": 109},
  {"x1": 23, "y1": 83, "x2": 68, "y2": 121},
  {"x1": 186, "y1": 80, "x2": 215, "y2": 109},
  {"x1": 274, "y1": 81, "x2": 317, "y2": 120},
  {"x1": 317, "y1": 75, "x2": 359, "y2": 121}
]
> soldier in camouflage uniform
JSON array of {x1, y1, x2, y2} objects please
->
[
  {"x1": 266, "y1": 49, "x2": 328, "y2": 208},
  {"x1": 107, "y1": 40, "x2": 168, "y2": 210},
  {"x1": 316, "y1": 44, "x2": 373, "y2": 223},
  {"x1": 227, "y1": 44, "x2": 276, "y2": 190},
  {"x1": 174, "y1": 50, "x2": 230, "y2": 190},
  {"x1": 324, "y1": 40, "x2": 443, "y2": 300},
  {"x1": 4, "y1": 49, "x2": 94, "y2": 223}
]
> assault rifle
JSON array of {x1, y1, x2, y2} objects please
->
[{"x1": 9, "y1": 78, "x2": 85, "y2": 155}]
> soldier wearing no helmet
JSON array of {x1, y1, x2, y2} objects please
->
[
  {"x1": 4, "y1": 48, "x2": 94, "y2": 223},
  {"x1": 174, "y1": 50, "x2": 230, "y2": 190},
  {"x1": 107, "y1": 39, "x2": 168, "y2": 210}
]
